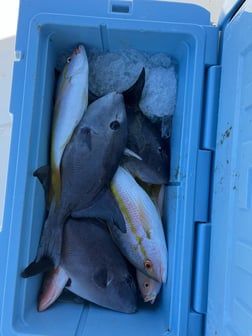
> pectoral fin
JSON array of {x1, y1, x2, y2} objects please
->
[
  {"x1": 33, "y1": 165, "x2": 50, "y2": 189},
  {"x1": 123, "y1": 148, "x2": 142, "y2": 161},
  {"x1": 93, "y1": 267, "x2": 109, "y2": 289},
  {"x1": 71, "y1": 189, "x2": 126, "y2": 233},
  {"x1": 80, "y1": 126, "x2": 92, "y2": 150},
  {"x1": 33, "y1": 165, "x2": 51, "y2": 208}
]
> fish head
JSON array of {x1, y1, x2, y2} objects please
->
[
  {"x1": 64, "y1": 44, "x2": 88, "y2": 78},
  {"x1": 141, "y1": 251, "x2": 167, "y2": 284},
  {"x1": 89, "y1": 91, "x2": 127, "y2": 133},
  {"x1": 79, "y1": 92, "x2": 128, "y2": 171},
  {"x1": 91, "y1": 266, "x2": 138, "y2": 313},
  {"x1": 60, "y1": 218, "x2": 137, "y2": 313},
  {"x1": 78, "y1": 92, "x2": 127, "y2": 142},
  {"x1": 59, "y1": 91, "x2": 127, "y2": 209},
  {"x1": 136, "y1": 269, "x2": 162, "y2": 304},
  {"x1": 65, "y1": 260, "x2": 138, "y2": 314},
  {"x1": 125, "y1": 112, "x2": 170, "y2": 184}
]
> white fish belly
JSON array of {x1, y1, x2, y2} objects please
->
[{"x1": 111, "y1": 166, "x2": 167, "y2": 283}]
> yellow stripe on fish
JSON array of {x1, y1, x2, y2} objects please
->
[
  {"x1": 111, "y1": 182, "x2": 149, "y2": 261},
  {"x1": 110, "y1": 166, "x2": 167, "y2": 283}
]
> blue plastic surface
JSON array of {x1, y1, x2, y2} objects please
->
[
  {"x1": 206, "y1": 2, "x2": 252, "y2": 336},
  {"x1": 218, "y1": 0, "x2": 245, "y2": 27},
  {"x1": 192, "y1": 223, "x2": 211, "y2": 314},
  {"x1": 0, "y1": 1, "x2": 220, "y2": 336}
]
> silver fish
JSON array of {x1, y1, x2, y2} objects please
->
[
  {"x1": 50, "y1": 44, "x2": 89, "y2": 206},
  {"x1": 135, "y1": 180, "x2": 165, "y2": 218},
  {"x1": 38, "y1": 217, "x2": 137, "y2": 314},
  {"x1": 110, "y1": 166, "x2": 168, "y2": 283},
  {"x1": 22, "y1": 92, "x2": 127, "y2": 277},
  {"x1": 136, "y1": 269, "x2": 162, "y2": 304}
]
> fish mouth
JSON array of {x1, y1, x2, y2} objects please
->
[
  {"x1": 74, "y1": 46, "x2": 82, "y2": 55},
  {"x1": 143, "y1": 294, "x2": 156, "y2": 304}
]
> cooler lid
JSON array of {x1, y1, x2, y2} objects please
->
[
  {"x1": 206, "y1": 1, "x2": 252, "y2": 335},
  {"x1": 218, "y1": 0, "x2": 246, "y2": 26}
]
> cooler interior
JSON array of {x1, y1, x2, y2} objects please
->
[{"x1": 1, "y1": 5, "x2": 218, "y2": 336}]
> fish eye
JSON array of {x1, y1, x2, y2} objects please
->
[
  {"x1": 67, "y1": 56, "x2": 72, "y2": 63},
  {"x1": 144, "y1": 281, "x2": 150, "y2": 288},
  {"x1": 110, "y1": 120, "x2": 120, "y2": 130},
  {"x1": 144, "y1": 259, "x2": 153, "y2": 270}
]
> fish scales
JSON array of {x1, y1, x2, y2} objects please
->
[
  {"x1": 22, "y1": 92, "x2": 127, "y2": 277},
  {"x1": 110, "y1": 166, "x2": 167, "y2": 283},
  {"x1": 50, "y1": 44, "x2": 89, "y2": 206},
  {"x1": 38, "y1": 218, "x2": 137, "y2": 314}
]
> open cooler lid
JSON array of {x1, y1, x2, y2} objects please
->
[
  {"x1": 218, "y1": 0, "x2": 246, "y2": 26},
  {"x1": 206, "y1": 1, "x2": 252, "y2": 335}
]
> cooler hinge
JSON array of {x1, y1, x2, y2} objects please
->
[
  {"x1": 192, "y1": 223, "x2": 211, "y2": 314},
  {"x1": 194, "y1": 150, "x2": 212, "y2": 222},
  {"x1": 194, "y1": 65, "x2": 221, "y2": 222},
  {"x1": 189, "y1": 66, "x2": 220, "y2": 335},
  {"x1": 188, "y1": 311, "x2": 204, "y2": 336},
  {"x1": 191, "y1": 151, "x2": 211, "y2": 334},
  {"x1": 188, "y1": 223, "x2": 211, "y2": 336}
]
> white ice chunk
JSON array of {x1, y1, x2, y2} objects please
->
[
  {"x1": 87, "y1": 48, "x2": 177, "y2": 137},
  {"x1": 88, "y1": 48, "x2": 146, "y2": 95},
  {"x1": 139, "y1": 66, "x2": 177, "y2": 120}
]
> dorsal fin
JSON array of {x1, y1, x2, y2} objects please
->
[{"x1": 122, "y1": 67, "x2": 145, "y2": 109}]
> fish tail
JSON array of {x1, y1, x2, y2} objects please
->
[
  {"x1": 22, "y1": 205, "x2": 64, "y2": 277},
  {"x1": 21, "y1": 257, "x2": 54, "y2": 278}
]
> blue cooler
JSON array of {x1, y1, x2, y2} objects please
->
[{"x1": 1, "y1": 1, "x2": 252, "y2": 335}]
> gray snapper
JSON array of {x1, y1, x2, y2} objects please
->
[
  {"x1": 22, "y1": 92, "x2": 127, "y2": 277},
  {"x1": 38, "y1": 217, "x2": 137, "y2": 314}
]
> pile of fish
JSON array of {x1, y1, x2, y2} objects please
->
[{"x1": 22, "y1": 44, "x2": 172, "y2": 314}]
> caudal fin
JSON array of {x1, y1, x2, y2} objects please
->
[
  {"x1": 21, "y1": 257, "x2": 54, "y2": 278},
  {"x1": 22, "y1": 203, "x2": 65, "y2": 278}
]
